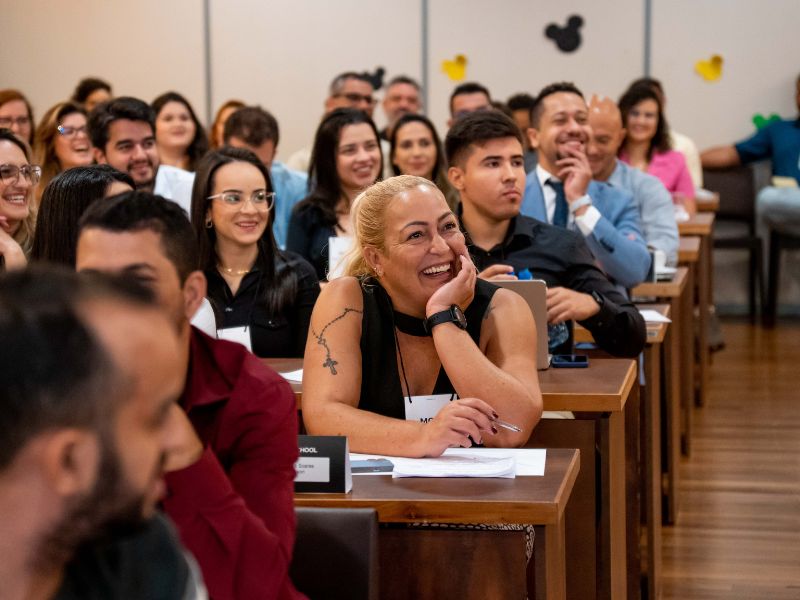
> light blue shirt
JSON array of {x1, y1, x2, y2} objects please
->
[
  {"x1": 270, "y1": 161, "x2": 308, "y2": 249},
  {"x1": 608, "y1": 160, "x2": 679, "y2": 267}
]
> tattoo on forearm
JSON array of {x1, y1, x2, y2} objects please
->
[{"x1": 311, "y1": 307, "x2": 362, "y2": 375}]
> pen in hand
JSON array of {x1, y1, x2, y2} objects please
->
[{"x1": 492, "y1": 417, "x2": 521, "y2": 433}]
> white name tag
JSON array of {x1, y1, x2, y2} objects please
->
[
  {"x1": 404, "y1": 393, "x2": 456, "y2": 423},
  {"x1": 294, "y1": 457, "x2": 331, "y2": 483},
  {"x1": 216, "y1": 326, "x2": 252, "y2": 352},
  {"x1": 327, "y1": 235, "x2": 353, "y2": 280}
]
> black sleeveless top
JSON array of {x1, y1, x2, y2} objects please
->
[{"x1": 358, "y1": 277, "x2": 499, "y2": 419}]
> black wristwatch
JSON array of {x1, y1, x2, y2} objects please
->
[
  {"x1": 590, "y1": 290, "x2": 605, "y2": 309},
  {"x1": 424, "y1": 305, "x2": 468, "y2": 334}
]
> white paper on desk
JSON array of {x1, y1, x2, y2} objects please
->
[
  {"x1": 279, "y1": 369, "x2": 303, "y2": 382},
  {"x1": 391, "y1": 454, "x2": 516, "y2": 478},
  {"x1": 638, "y1": 309, "x2": 672, "y2": 324},
  {"x1": 350, "y1": 448, "x2": 547, "y2": 477}
]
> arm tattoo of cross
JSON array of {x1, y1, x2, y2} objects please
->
[{"x1": 311, "y1": 307, "x2": 362, "y2": 375}]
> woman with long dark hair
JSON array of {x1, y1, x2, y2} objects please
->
[
  {"x1": 286, "y1": 108, "x2": 383, "y2": 280},
  {"x1": 390, "y1": 113, "x2": 458, "y2": 209},
  {"x1": 618, "y1": 84, "x2": 694, "y2": 199},
  {"x1": 191, "y1": 147, "x2": 319, "y2": 357},
  {"x1": 152, "y1": 92, "x2": 209, "y2": 172},
  {"x1": 31, "y1": 165, "x2": 133, "y2": 265}
]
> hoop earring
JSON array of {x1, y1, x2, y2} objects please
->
[{"x1": 205, "y1": 219, "x2": 213, "y2": 229}]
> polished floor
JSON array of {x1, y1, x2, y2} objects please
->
[{"x1": 661, "y1": 320, "x2": 800, "y2": 599}]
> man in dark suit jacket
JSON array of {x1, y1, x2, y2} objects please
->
[{"x1": 522, "y1": 82, "x2": 651, "y2": 288}]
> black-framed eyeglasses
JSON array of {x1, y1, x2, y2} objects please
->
[
  {"x1": 207, "y1": 189, "x2": 275, "y2": 210},
  {"x1": 0, "y1": 164, "x2": 41, "y2": 186},
  {"x1": 57, "y1": 124, "x2": 88, "y2": 138},
  {"x1": 334, "y1": 92, "x2": 375, "y2": 106},
  {"x1": 0, "y1": 116, "x2": 31, "y2": 128}
]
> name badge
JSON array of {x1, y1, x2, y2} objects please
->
[
  {"x1": 404, "y1": 393, "x2": 456, "y2": 424},
  {"x1": 295, "y1": 435, "x2": 352, "y2": 493},
  {"x1": 217, "y1": 326, "x2": 252, "y2": 352},
  {"x1": 327, "y1": 235, "x2": 353, "y2": 280}
]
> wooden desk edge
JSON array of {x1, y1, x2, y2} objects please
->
[{"x1": 295, "y1": 448, "x2": 580, "y2": 525}]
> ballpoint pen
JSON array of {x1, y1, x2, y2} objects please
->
[{"x1": 492, "y1": 418, "x2": 521, "y2": 432}]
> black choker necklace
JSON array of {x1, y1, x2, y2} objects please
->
[{"x1": 392, "y1": 310, "x2": 430, "y2": 337}]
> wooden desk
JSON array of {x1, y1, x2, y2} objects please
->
[
  {"x1": 574, "y1": 308, "x2": 669, "y2": 600},
  {"x1": 296, "y1": 448, "x2": 580, "y2": 600},
  {"x1": 632, "y1": 268, "x2": 690, "y2": 525},
  {"x1": 679, "y1": 212, "x2": 714, "y2": 410},
  {"x1": 678, "y1": 236, "x2": 700, "y2": 264},
  {"x1": 695, "y1": 191, "x2": 720, "y2": 212},
  {"x1": 268, "y1": 357, "x2": 637, "y2": 600}
]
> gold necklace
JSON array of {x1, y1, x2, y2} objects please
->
[{"x1": 220, "y1": 266, "x2": 250, "y2": 276}]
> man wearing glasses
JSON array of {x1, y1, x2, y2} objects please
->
[{"x1": 287, "y1": 71, "x2": 376, "y2": 172}]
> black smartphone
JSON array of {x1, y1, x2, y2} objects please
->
[{"x1": 551, "y1": 354, "x2": 589, "y2": 368}]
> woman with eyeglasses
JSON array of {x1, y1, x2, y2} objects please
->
[
  {"x1": 0, "y1": 89, "x2": 35, "y2": 145},
  {"x1": 0, "y1": 129, "x2": 39, "y2": 270},
  {"x1": 389, "y1": 113, "x2": 459, "y2": 210},
  {"x1": 152, "y1": 92, "x2": 209, "y2": 172},
  {"x1": 287, "y1": 108, "x2": 383, "y2": 280},
  {"x1": 33, "y1": 101, "x2": 94, "y2": 206},
  {"x1": 191, "y1": 147, "x2": 320, "y2": 357}
]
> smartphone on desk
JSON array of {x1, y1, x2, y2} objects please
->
[{"x1": 551, "y1": 354, "x2": 589, "y2": 368}]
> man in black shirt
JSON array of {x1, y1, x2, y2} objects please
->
[
  {"x1": 0, "y1": 267, "x2": 205, "y2": 599},
  {"x1": 445, "y1": 111, "x2": 645, "y2": 358}
]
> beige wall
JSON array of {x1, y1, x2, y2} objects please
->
[{"x1": 2, "y1": 0, "x2": 799, "y2": 160}]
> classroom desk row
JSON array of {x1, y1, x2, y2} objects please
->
[
  {"x1": 268, "y1": 356, "x2": 637, "y2": 600},
  {"x1": 266, "y1": 211, "x2": 717, "y2": 600}
]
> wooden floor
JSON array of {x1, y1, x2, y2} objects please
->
[{"x1": 661, "y1": 320, "x2": 800, "y2": 599}]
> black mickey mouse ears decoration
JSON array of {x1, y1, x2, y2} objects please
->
[
  {"x1": 545, "y1": 14, "x2": 584, "y2": 53},
  {"x1": 361, "y1": 67, "x2": 386, "y2": 90}
]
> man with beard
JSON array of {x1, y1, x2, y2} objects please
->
[
  {"x1": 0, "y1": 266, "x2": 206, "y2": 599},
  {"x1": 75, "y1": 192, "x2": 303, "y2": 600},
  {"x1": 89, "y1": 97, "x2": 194, "y2": 216},
  {"x1": 522, "y1": 82, "x2": 651, "y2": 288}
]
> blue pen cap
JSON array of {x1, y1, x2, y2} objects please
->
[{"x1": 517, "y1": 268, "x2": 533, "y2": 280}]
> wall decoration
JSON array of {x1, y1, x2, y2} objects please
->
[
  {"x1": 752, "y1": 113, "x2": 781, "y2": 129},
  {"x1": 441, "y1": 54, "x2": 468, "y2": 81},
  {"x1": 544, "y1": 15, "x2": 584, "y2": 53},
  {"x1": 694, "y1": 54, "x2": 723, "y2": 82},
  {"x1": 362, "y1": 67, "x2": 386, "y2": 90}
]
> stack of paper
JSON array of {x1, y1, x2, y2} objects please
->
[
  {"x1": 390, "y1": 454, "x2": 516, "y2": 478},
  {"x1": 349, "y1": 448, "x2": 547, "y2": 478},
  {"x1": 638, "y1": 309, "x2": 672, "y2": 323}
]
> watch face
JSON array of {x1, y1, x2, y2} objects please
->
[{"x1": 452, "y1": 305, "x2": 468, "y2": 329}]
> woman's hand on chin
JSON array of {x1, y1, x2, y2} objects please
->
[
  {"x1": 414, "y1": 397, "x2": 497, "y2": 457},
  {"x1": 425, "y1": 254, "x2": 476, "y2": 316},
  {"x1": 0, "y1": 217, "x2": 26, "y2": 270}
]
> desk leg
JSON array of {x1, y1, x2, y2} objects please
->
[
  {"x1": 533, "y1": 518, "x2": 567, "y2": 600},
  {"x1": 695, "y1": 234, "x2": 710, "y2": 407},
  {"x1": 643, "y1": 345, "x2": 662, "y2": 599},
  {"x1": 662, "y1": 297, "x2": 681, "y2": 525},
  {"x1": 626, "y1": 383, "x2": 641, "y2": 600},
  {"x1": 598, "y1": 410, "x2": 627, "y2": 600},
  {"x1": 681, "y1": 266, "x2": 694, "y2": 457},
  {"x1": 527, "y1": 421, "x2": 597, "y2": 600}
]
